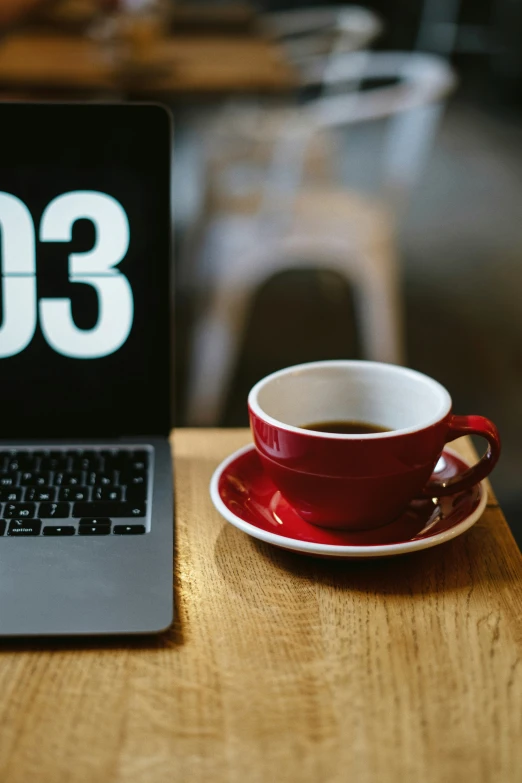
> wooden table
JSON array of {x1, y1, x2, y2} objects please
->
[
  {"x1": 0, "y1": 429, "x2": 521, "y2": 783},
  {"x1": 0, "y1": 31, "x2": 296, "y2": 95}
]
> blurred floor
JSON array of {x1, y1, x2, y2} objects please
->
[{"x1": 175, "y1": 96, "x2": 522, "y2": 548}]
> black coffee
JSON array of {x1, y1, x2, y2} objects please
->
[{"x1": 302, "y1": 420, "x2": 391, "y2": 435}]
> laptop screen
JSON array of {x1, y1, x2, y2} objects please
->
[{"x1": 0, "y1": 103, "x2": 171, "y2": 439}]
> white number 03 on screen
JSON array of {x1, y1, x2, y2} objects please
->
[{"x1": 0, "y1": 190, "x2": 134, "y2": 359}]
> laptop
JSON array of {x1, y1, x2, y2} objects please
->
[{"x1": 0, "y1": 103, "x2": 174, "y2": 636}]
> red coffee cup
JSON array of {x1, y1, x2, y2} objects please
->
[{"x1": 248, "y1": 360, "x2": 500, "y2": 530}]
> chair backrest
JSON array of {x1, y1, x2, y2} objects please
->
[
  {"x1": 257, "y1": 51, "x2": 457, "y2": 221},
  {"x1": 202, "y1": 6, "x2": 382, "y2": 218},
  {"x1": 310, "y1": 51, "x2": 456, "y2": 211},
  {"x1": 261, "y1": 5, "x2": 382, "y2": 83},
  {"x1": 311, "y1": 52, "x2": 456, "y2": 122},
  {"x1": 203, "y1": 52, "x2": 456, "y2": 228}
]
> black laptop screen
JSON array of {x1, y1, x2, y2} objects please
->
[{"x1": 0, "y1": 103, "x2": 171, "y2": 439}]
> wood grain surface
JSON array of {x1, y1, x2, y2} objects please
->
[
  {"x1": 0, "y1": 32, "x2": 295, "y2": 94},
  {"x1": 0, "y1": 428, "x2": 521, "y2": 783}
]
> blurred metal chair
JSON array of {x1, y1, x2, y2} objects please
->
[
  {"x1": 185, "y1": 52, "x2": 456, "y2": 425},
  {"x1": 173, "y1": 5, "x2": 381, "y2": 238},
  {"x1": 261, "y1": 5, "x2": 382, "y2": 83}
]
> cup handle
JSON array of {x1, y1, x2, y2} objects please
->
[{"x1": 420, "y1": 414, "x2": 501, "y2": 497}]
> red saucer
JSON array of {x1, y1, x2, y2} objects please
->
[{"x1": 210, "y1": 445, "x2": 487, "y2": 558}]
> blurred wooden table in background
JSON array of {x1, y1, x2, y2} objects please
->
[
  {"x1": 0, "y1": 429, "x2": 521, "y2": 783},
  {"x1": 0, "y1": 29, "x2": 296, "y2": 96}
]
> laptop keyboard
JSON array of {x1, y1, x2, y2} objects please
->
[{"x1": 0, "y1": 447, "x2": 152, "y2": 537}]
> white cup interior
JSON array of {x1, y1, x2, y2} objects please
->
[{"x1": 249, "y1": 361, "x2": 452, "y2": 437}]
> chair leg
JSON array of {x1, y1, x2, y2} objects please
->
[
  {"x1": 185, "y1": 284, "x2": 252, "y2": 426},
  {"x1": 352, "y1": 244, "x2": 405, "y2": 365}
]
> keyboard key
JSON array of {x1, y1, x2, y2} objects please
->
[
  {"x1": 25, "y1": 487, "x2": 56, "y2": 502},
  {"x1": 73, "y1": 502, "x2": 146, "y2": 518},
  {"x1": 43, "y1": 526, "x2": 75, "y2": 536},
  {"x1": 40, "y1": 456, "x2": 68, "y2": 471},
  {"x1": 92, "y1": 486, "x2": 122, "y2": 502},
  {"x1": 0, "y1": 488, "x2": 23, "y2": 501},
  {"x1": 0, "y1": 474, "x2": 18, "y2": 487},
  {"x1": 127, "y1": 473, "x2": 147, "y2": 486},
  {"x1": 8, "y1": 519, "x2": 41, "y2": 536},
  {"x1": 21, "y1": 471, "x2": 51, "y2": 486},
  {"x1": 124, "y1": 502, "x2": 147, "y2": 518},
  {"x1": 126, "y1": 487, "x2": 147, "y2": 503},
  {"x1": 65, "y1": 472, "x2": 84, "y2": 486},
  {"x1": 101, "y1": 451, "x2": 127, "y2": 469},
  {"x1": 82, "y1": 451, "x2": 99, "y2": 461},
  {"x1": 78, "y1": 457, "x2": 93, "y2": 470},
  {"x1": 5, "y1": 502, "x2": 36, "y2": 518},
  {"x1": 87, "y1": 472, "x2": 115, "y2": 486},
  {"x1": 39, "y1": 502, "x2": 70, "y2": 519},
  {"x1": 132, "y1": 450, "x2": 149, "y2": 464},
  {"x1": 78, "y1": 524, "x2": 110, "y2": 536},
  {"x1": 71, "y1": 455, "x2": 100, "y2": 471},
  {"x1": 53, "y1": 472, "x2": 83, "y2": 486},
  {"x1": 79, "y1": 517, "x2": 111, "y2": 527},
  {"x1": 114, "y1": 524, "x2": 146, "y2": 535},
  {"x1": 0, "y1": 520, "x2": 5, "y2": 536},
  {"x1": 129, "y1": 454, "x2": 148, "y2": 471},
  {"x1": 58, "y1": 486, "x2": 90, "y2": 502}
]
